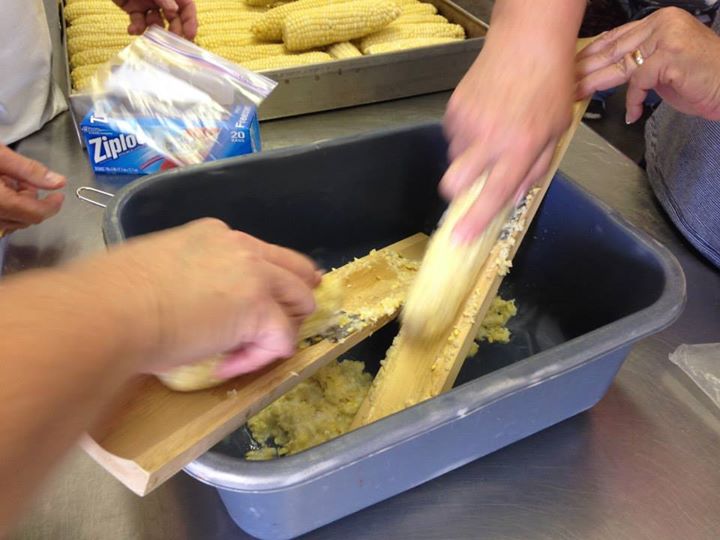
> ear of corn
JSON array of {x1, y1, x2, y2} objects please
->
[
  {"x1": 402, "y1": 174, "x2": 513, "y2": 339},
  {"x1": 251, "y1": 0, "x2": 353, "y2": 42},
  {"x1": 68, "y1": 34, "x2": 134, "y2": 56},
  {"x1": 400, "y1": 3, "x2": 437, "y2": 15},
  {"x1": 241, "y1": 0, "x2": 288, "y2": 6},
  {"x1": 213, "y1": 43, "x2": 288, "y2": 63},
  {"x1": 66, "y1": 21, "x2": 127, "y2": 40},
  {"x1": 297, "y1": 278, "x2": 344, "y2": 341},
  {"x1": 242, "y1": 51, "x2": 332, "y2": 71},
  {"x1": 158, "y1": 278, "x2": 344, "y2": 392},
  {"x1": 359, "y1": 22, "x2": 464, "y2": 52},
  {"x1": 365, "y1": 35, "x2": 461, "y2": 54},
  {"x1": 197, "y1": 11, "x2": 264, "y2": 27},
  {"x1": 65, "y1": 1, "x2": 123, "y2": 22},
  {"x1": 327, "y1": 41, "x2": 363, "y2": 59},
  {"x1": 71, "y1": 63, "x2": 104, "y2": 91},
  {"x1": 71, "y1": 48, "x2": 122, "y2": 67},
  {"x1": 196, "y1": 34, "x2": 263, "y2": 50},
  {"x1": 197, "y1": 0, "x2": 268, "y2": 11},
  {"x1": 196, "y1": 20, "x2": 258, "y2": 39},
  {"x1": 67, "y1": 13, "x2": 125, "y2": 27},
  {"x1": 392, "y1": 13, "x2": 448, "y2": 25},
  {"x1": 156, "y1": 357, "x2": 224, "y2": 392},
  {"x1": 282, "y1": 0, "x2": 401, "y2": 51}
]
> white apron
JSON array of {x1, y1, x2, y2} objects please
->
[{"x1": 0, "y1": 0, "x2": 67, "y2": 144}]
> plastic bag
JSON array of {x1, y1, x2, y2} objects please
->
[
  {"x1": 70, "y1": 26, "x2": 277, "y2": 167},
  {"x1": 669, "y1": 343, "x2": 720, "y2": 410}
]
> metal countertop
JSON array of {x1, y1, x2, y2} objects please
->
[{"x1": 8, "y1": 1, "x2": 720, "y2": 539}]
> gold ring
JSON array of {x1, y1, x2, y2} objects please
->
[{"x1": 632, "y1": 49, "x2": 645, "y2": 66}]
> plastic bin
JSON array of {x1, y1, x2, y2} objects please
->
[{"x1": 103, "y1": 123, "x2": 686, "y2": 540}]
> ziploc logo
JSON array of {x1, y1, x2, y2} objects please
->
[{"x1": 88, "y1": 133, "x2": 147, "y2": 164}]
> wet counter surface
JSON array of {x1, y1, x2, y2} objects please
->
[{"x1": 7, "y1": 1, "x2": 720, "y2": 538}]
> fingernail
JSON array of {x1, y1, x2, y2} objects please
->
[
  {"x1": 44, "y1": 171, "x2": 65, "y2": 188},
  {"x1": 625, "y1": 112, "x2": 633, "y2": 125}
]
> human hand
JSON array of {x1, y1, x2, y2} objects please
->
[
  {"x1": 576, "y1": 7, "x2": 720, "y2": 124},
  {"x1": 0, "y1": 146, "x2": 65, "y2": 233},
  {"x1": 97, "y1": 219, "x2": 320, "y2": 378},
  {"x1": 112, "y1": 0, "x2": 198, "y2": 40},
  {"x1": 441, "y1": 27, "x2": 574, "y2": 241}
]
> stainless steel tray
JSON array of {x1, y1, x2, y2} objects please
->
[
  {"x1": 254, "y1": 0, "x2": 486, "y2": 119},
  {"x1": 60, "y1": 0, "x2": 487, "y2": 120}
]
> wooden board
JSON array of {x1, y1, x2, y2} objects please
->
[
  {"x1": 82, "y1": 233, "x2": 428, "y2": 496},
  {"x1": 352, "y1": 63, "x2": 592, "y2": 428}
]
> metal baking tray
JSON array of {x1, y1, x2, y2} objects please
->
[
  {"x1": 60, "y1": 0, "x2": 487, "y2": 120},
  {"x1": 102, "y1": 123, "x2": 685, "y2": 539}
]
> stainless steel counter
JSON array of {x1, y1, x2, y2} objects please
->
[{"x1": 8, "y1": 2, "x2": 720, "y2": 539}]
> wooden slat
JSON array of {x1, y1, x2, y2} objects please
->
[
  {"x1": 352, "y1": 55, "x2": 592, "y2": 428},
  {"x1": 82, "y1": 233, "x2": 428, "y2": 495}
]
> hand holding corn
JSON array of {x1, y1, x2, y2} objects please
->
[
  {"x1": 0, "y1": 217, "x2": 321, "y2": 529},
  {"x1": 103, "y1": 219, "x2": 323, "y2": 378},
  {"x1": 439, "y1": 1, "x2": 581, "y2": 242}
]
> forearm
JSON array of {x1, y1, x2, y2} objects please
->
[
  {"x1": 0, "y1": 257, "x2": 151, "y2": 533},
  {"x1": 487, "y1": 0, "x2": 586, "y2": 58}
]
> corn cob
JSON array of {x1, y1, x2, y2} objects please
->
[
  {"x1": 213, "y1": 43, "x2": 288, "y2": 63},
  {"x1": 158, "y1": 278, "x2": 344, "y2": 392},
  {"x1": 242, "y1": 0, "x2": 288, "y2": 6},
  {"x1": 66, "y1": 13, "x2": 126, "y2": 28},
  {"x1": 197, "y1": 11, "x2": 264, "y2": 26},
  {"x1": 242, "y1": 51, "x2": 332, "y2": 71},
  {"x1": 365, "y1": 36, "x2": 461, "y2": 54},
  {"x1": 251, "y1": 0, "x2": 352, "y2": 42},
  {"x1": 392, "y1": 13, "x2": 448, "y2": 25},
  {"x1": 66, "y1": 21, "x2": 127, "y2": 40},
  {"x1": 402, "y1": 173, "x2": 513, "y2": 339},
  {"x1": 327, "y1": 41, "x2": 363, "y2": 59},
  {"x1": 196, "y1": 0, "x2": 267, "y2": 11},
  {"x1": 67, "y1": 12, "x2": 125, "y2": 23},
  {"x1": 71, "y1": 47, "x2": 123, "y2": 67},
  {"x1": 196, "y1": 33, "x2": 262, "y2": 49},
  {"x1": 400, "y1": 3, "x2": 437, "y2": 14},
  {"x1": 68, "y1": 34, "x2": 134, "y2": 56},
  {"x1": 65, "y1": 1, "x2": 123, "y2": 22},
  {"x1": 359, "y1": 22, "x2": 465, "y2": 52},
  {"x1": 65, "y1": 0, "x2": 265, "y2": 23},
  {"x1": 283, "y1": 0, "x2": 400, "y2": 51},
  {"x1": 155, "y1": 357, "x2": 225, "y2": 392},
  {"x1": 71, "y1": 63, "x2": 104, "y2": 90},
  {"x1": 196, "y1": 20, "x2": 257, "y2": 39}
]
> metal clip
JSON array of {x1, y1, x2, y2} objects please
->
[{"x1": 76, "y1": 187, "x2": 114, "y2": 208}]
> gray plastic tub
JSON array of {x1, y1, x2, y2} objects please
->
[{"x1": 103, "y1": 123, "x2": 686, "y2": 539}]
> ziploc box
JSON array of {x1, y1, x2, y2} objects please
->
[{"x1": 78, "y1": 104, "x2": 261, "y2": 175}]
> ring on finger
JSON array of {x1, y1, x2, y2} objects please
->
[{"x1": 631, "y1": 49, "x2": 645, "y2": 67}]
